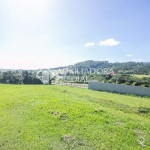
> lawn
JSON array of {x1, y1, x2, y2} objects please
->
[
  {"x1": 0, "y1": 84, "x2": 150, "y2": 150},
  {"x1": 133, "y1": 75, "x2": 150, "y2": 78}
]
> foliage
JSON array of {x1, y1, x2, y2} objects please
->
[
  {"x1": 87, "y1": 74, "x2": 150, "y2": 87},
  {"x1": 68, "y1": 60, "x2": 150, "y2": 75},
  {"x1": 0, "y1": 60, "x2": 150, "y2": 86}
]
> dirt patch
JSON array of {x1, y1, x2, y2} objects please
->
[
  {"x1": 63, "y1": 90, "x2": 67, "y2": 93},
  {"x1": 93, "y1": 108, "x2": 105, "y2": 114},
  {"x1": 60, "y1": 113, "x2": 68, "y2": 120},
  {"x1": 61, "y1": 135, "x2": 88, "y2": 149},
  {"x1": 53, "y1": 111, "x2": 59, "y2": 116},
  {"x1": 61, "y1": 135, "x2": 73, "y2": 144}
]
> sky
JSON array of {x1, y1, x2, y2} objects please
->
[{"x1": 0, "y1": 0, "x2": 150, "y2": 69}]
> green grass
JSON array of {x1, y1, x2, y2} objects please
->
[
  {"x1": 133, "y1": 74, "x2": 150, "y2": 78},
  {"x1": 0, "y1": 84, "x2": 150, "y2": 150}
]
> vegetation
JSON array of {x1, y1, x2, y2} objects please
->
[
  {"x1": 0, "y1": 70, "x2": 43, "y2": 84},
  {"x1": 86, "y1": 74, "x2": 150, "y2": 87},
  {"x1": 133, "y1": 75, "x2": 150, "y2": 78},
  {"x1": 0, "y1": 85, "x2": 150, "y2": 149},
  {"x1": 55, "y1": 60, "x2": 150, "y2": 75},
  {"x1": 0, "y1": 60, "x2": 150, "y2": 86}
]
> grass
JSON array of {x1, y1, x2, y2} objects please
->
[
  {"x1": 0, "y1": 84, "x2": 150, "y2": 150},
  {"x1": 133, "y1": 74, "x2": 150, "y2": 78}
]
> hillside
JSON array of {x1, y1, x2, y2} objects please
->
[
  {"x1": 52, "y1": 60, "x2": 150, "y2": 75},
  {"x1": 1, "y1": 60, "x2": 150, "y2": 86},
  {"x1": 1, "y1": 60, "x2": 150, "y2": 75}
]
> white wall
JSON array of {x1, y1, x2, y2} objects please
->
[{"x1": 88, "y1": 82, "x2": 150, "y2": 96}]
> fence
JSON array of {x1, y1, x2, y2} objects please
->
[{"x1": 88, "y1": 82, "x2": 150, "y2": 96}]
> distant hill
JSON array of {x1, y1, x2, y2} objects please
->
[
  {"x1": 51, "y1": 60, "x2": 150, "y2": 75},
  {"x1": 0, "y1": 69, "x2": 23, "y2": 72},
  {"x1": 143, "y1": 62, "x2": 150, "y2": 64},
  {"x1": 0, "y1": 69, "x2": 15, "y2": 72},
  {"x1": 1, "y1": 60, "x2": 150, "y2": 75},
  {"x1": 1, "y1": 60, "x2": 150, "y2": 86}
]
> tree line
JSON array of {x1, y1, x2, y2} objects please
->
[
  {"x1": 87, "y1": 74, "x2": 150, "y2": 87},
  {"x1": 0, "y1": 71, "x2": 43, "y2": 84},
  {"x1": 0, "y1": 61, "x2": 150, "y2": 86}
]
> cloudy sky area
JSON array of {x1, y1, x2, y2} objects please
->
[{"x1": 0, "y1": 0, "x2": 150, "y2": 69}]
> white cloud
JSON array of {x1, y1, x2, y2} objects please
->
[
  {"x1": 85, "y1": 42, "x2": 95, "y2": 47},
  {"x1": 98, "y1": 38, "x2": 120, "y2": 46},
  {"x1": 132, "y1": 59, "x2": 142, "y2": 62},
  {"x1": 127, "y1": 54, "x2": 133, "y2": 57}
]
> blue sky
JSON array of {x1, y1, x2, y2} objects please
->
[{"x1": 0, "y1": 0, "x2": 150, "y2": 69}]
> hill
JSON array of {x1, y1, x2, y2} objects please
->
[
  {"x1": 52, "y1": 60, "x2": 150, "y2": 75},
  {"x1": 1, "y1": 60, "x2": 150, "y2": 75}
]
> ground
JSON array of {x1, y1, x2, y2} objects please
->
[{"x1": 0, "y1": 84, "x2": 150, "y2": 150}]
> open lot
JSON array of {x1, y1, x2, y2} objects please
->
[{"x1": 0, "y1": 85, "x2": 150, "y2": 149}]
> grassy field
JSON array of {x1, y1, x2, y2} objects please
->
[
  {"x1": 133, "y1": 75, "x2": 150, "y2": 78},
  {"x1": 0, "y1": 84, "x2": 150, "y2": 150}
]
